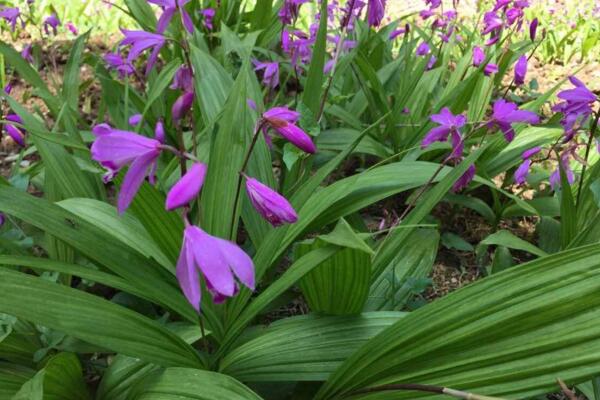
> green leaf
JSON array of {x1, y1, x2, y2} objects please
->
[
  {"x1": 441, "y1": 232, "x2": 474, "y2": 252},
  {"x1": 57, "y1": 198, "x2": 171, "y2": 270},
  {"x1": 301, "y1": 0, "x2": 328, "y2": 116},
  {"x1": 127, "y1": 368, "x2": 263, "y2": 400},
  {"x1": 319, "y1": 218, "x2": 374, "y2": 255},
  {"x1": 220, "y1": 312, "x2": 405, "y2": 381},
  {"x1": 142, "y1": 59, "x2": 181, "y2": 118},
  {"x1": 200, "y1": 65, "x2": 252, "y2": 239},
  {"x1": 298, "y1": 238, "x2": 372, "y2": 315},
  {"x1": 0, "y1": 363, "x2": 34, "y2": 399},
  {"x1": 13, "y1": 353, "x2": 90, "y2": 400},
  {"x1": 560, "y1": 164, "x2": 577, "y2": 249},
  {"x1": 96, "y1": 355, "x2": 158, "y2": 400},
  {"x1": 0, "y1": 269, "x2": 203, "y2": 368},
  {"x1": 218, "y1": 246, "x2": 340, "y2": 356},
  {"x1": 366, "y1": 229, "x2": 439, "y2": 311},
  {"x1": 123, "y1": 0, "x2": 157, "y2": 32},
  {"x1": 0, "y1": 186, "x2": 196, "y2": 322},
  {"x1": 316, "y1": 244, "x2": 600, "y2": 400},
  {"x1": 62, "y1": 32, "x2": 89, "y2": 112},
  {"x1": 481, "y1": 230, "x2": 548, "y2": 258}
]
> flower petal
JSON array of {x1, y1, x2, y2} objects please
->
[
  {"x1": 117, "y1": 151, "x2": 159, "y2": 214},
  {"x1": 166, "y1": 162, "x2": 208, "y2": 210}
]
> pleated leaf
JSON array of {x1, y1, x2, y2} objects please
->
[
  {"x1": 316, "y1": 244, "x2": 600, "y2": 399},
  {"x1": 0, "y1": 269, "x2": 203, "y2": 368},
  {"x1": 220, "y1": 312, "x2": 405, "y2": 382}
]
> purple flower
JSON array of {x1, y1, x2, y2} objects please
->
[
  {"x1": 4, "y1": 114, "x2": 25, "y2": 146},
  {"x1": 473, "y1": 46, "x2": 485, "y2": 67},
  {"x1": 514, "y1": 146, "x2": 541, "y2": 184},
  {"x1": 172, "y1": 92, "x2": 194, "y2": 123},
  {"x1": 262, "y1": 107, "x2": 316, "y2": 154},
  {"x1": 148, "y1": 0, "x2": 194, "y2": 34},
  {"x1": 416, "y1": 42, "x2": 431, "y2": 56},
  {"x1": 66, "y1": 22, "x2": 78, "y2": 35},
  {"x1": 422, "y1": 107, "x2": 467, "y2": 159},
  {"x1": 552, "y1": 76, "x2": 596, "y2": 136},
  {"x1": 427, "y1": 55, "x2": 437, "y2": 70},
  {"x1": 253, "y1": 60, "x2": 279, "y2": 89},
  {"x1": 4, "y1": 84, "x2": 11, "y2": 95},
  {"x1": 452, "y1": 164, "x2": 476, "y2": 192},
  {"x1": 389, "y1": 24, "x2": 409, "y2": 40},
  {"x1": 482, "y1": 11, "x2": 503, "y2": 34},
  {"x1": 279, "y1": 0, "x2": 308, "y2": 25},
  {"x1": 0, "y1": 213, "x2": 4, "y2": 227},
  {"x1": 549, "y1": 154, "x2": 574, "y2": 189},
  {"x1": 170, "y1": 65, "x2": 194, "y2": 92},
  {"x1": 104, "y1": 52, "x2": 135, "y2": 79},
  {"x1": 43, "y1": 13, "x2": 60, "y2": 36},
  {"x1": 245, "y1": 176, "x2": 298, "y2": 227},
  {"x1": 484, "y1": 63, "x2": 498, "y2": 76},
  {"x1": 21, "y1": 44, "x2": 32, "y2": 63},
  {"x1": 529, "y1": 18, "x2": 538, "y2": 41},
  {"x1": 200, "y1": 8, "x2": 215, "y2": 30},
  {"x1": 367, "y1": 0, "x2": 386, "y2": 27},
  {"x1": 487, "y1": 99, "x2": 540, "y2": 142},
  {"x1": 176, "y1": 225, "x2": 255, "y2": 311},
  {"x1": 0, "y1": 7, "x2": 22, "y2": 32},
  {"x1": 119, "y1": 29, "x2": 166, "y2": 76},
  {"x1": 154, "y1": 120, "x2": 165, "y2": 143},
  {"x1": 166, "y1": 162, "x2": 207, "y2": 211},
  {"x1": 91, "y1": 123, "x2": 162, "y2": 213},
  {"x1": 129, "y1": 114, "x2": 143, "y2": 126},
  {"x1": 514, "y1": 55, "x2": 527, "y2": 86}
]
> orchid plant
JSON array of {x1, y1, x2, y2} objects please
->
[{"x1": 1, "y1": 1, "x2": 600, "y2": 400}]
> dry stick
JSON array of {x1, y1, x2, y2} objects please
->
[
  {"x1": 557, "y1": 379, "x2": 579, "y2": 400},
  {"x1": 575, "y1": 108, "x2": 600, "y2": 207},
  {"x1": 350, "y1": 383, "x2": 507, "y2": 400}
]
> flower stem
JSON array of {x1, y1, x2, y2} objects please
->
[
  {"x1": 575, "y1": 108, "x2": 600, "y2": 207},
  {"x1": 229, "y1": 121, "x2": 266, "y2": 240}
]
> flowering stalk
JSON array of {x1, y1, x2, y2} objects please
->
[
  {"x1": 229, "y1": 121, "x2": 267, "y2": 239},
  {"x1": 575, "y1": 108, "x2": 600, "y2": 206}
]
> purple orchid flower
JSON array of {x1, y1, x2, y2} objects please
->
[
  {"x1": 170, "y1": 65, "x2": 194, "y2": 92},
  {"x1": 262, "y1": 107, "x2": 316, "y2": 154},
  {"x1": 514, "y1": 146, "x2": 541, "y2": 184},
  {"x1": 245, "y1": 176, "x2": 298, "y2": 227},
  {"x1": 66, "y1": 22, "x2": 78, "y2": 35},
  {"x1": 176, "y1": 225, "x2": 255, "y2": 311},
  {"x1": 427, "y1": 55, "x2": 437, "y2": 70},
  {"x1": 422, "y1": 107, "x2": 467, "y2": 159},
  {"x1": 487, "y1": 99, "x2": 540, "y2": 142},
  {"x1": 549, "y1": 153, "x2": 575, "y2": 189},
  {"x1": 4, "y1": 114, "x2": 26, "y2": 146},
  {"x1": 200, "y1": 8, "x2": 215, "y2": 30},
  {"x1": 453, "y1": 164, "x2": 476, "y2": 192},
  {"x1": 172, "y1": 92, "x2": 194, "y2": 123},
  {"x1": 154, "y1": 120, "x2": 165, "y2": 143},
  {"x1": 416, "y1": 42, "x2": 431, "y2": 56},
  {"x1": 552, "y1": 76, "x2": 597, "y2": 137},
  {"x1": 148, "y1": 0, "x2": 194, "y2": 34},
  {"x1": 119, "y1": 29, "x2": 166, "y2": 76},
  {"x1": 389, "y1": 24, "x2": 409, "y2": 40},
  {"x1": 4, "y1": 84, "x2": 11, "y2": 95},
  {"x1": 104, "y1": 52, "x2": 135, "y2": 78},
  {"x1": 253, "y1": 60, "x2": 279, "y2": 89},
  {"x1": 91, "y1": 123, "x2": 163, "y2": 213},
  {"x1": 514, "y1": 55, "x2": 527, "y2": 86},
  {"x1": 484, "y1": 63, "x2": 498, "y2": 76},
  {"x1": 21, "y1": 44, "x2": 33, "y2": 63},
  {"x1": 128, "y1": 114, "x2": 143, "y2": 126},
  {"x1": 473, "y1": 46, "x2": 485, "y2": 67},
  {"x1": 367, "y1": 0, "x2": 386, "y2": 27},
  {"x1": 279, "y1": 0, "x2": 308, "y2": 25},
  {"x1": 0, "y1": 7, "x2": 22, "y2": 32},
  {"x1": 43, "y1": 13, "x2": 60, "y2": 36},
  {"x1": 529, "y1": 18, "x2": 538, "y2": 41},
  {"x1": 166, "y1": 162, "x2": 207, "y2": 211}
]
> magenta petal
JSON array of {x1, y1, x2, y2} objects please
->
[
  {"x1": 117, "y1": 151, "x2": 159, "y2": 214},
  {"x1": 166, "y1": 162, "x2": 207, "y2": 210},
  {"x1": 181, "y1": 9, "x2": 194, "y2": 34},
  {"x1": 5, "y1": 124, "x2": 25, "y2": 146},
  {"x1": 274, "y1": 123, "x2": 316, "y2": 154},
  {"x1": 422, "y1": 126, "x2": 451, "y2": 147},
  {"x1": 213, "y1": 236, "x2": 255, "y2": 290},
  {"x1": 176, "y1": 239, "x2": 201, "y2": 311},
  {"x1": 145, "y1": 43, "x2": 164, "y2": 76},
  {"x1": 172, "y1": 92, "x2": 195, "y2": 122},
  {"x1": 245, "y1": 177, "x2": 298, "y2": 227},
  {"x1": 514, "y1": 159, "x2": 531, "y2": 184},
  {"x1": 187, "y1": 227, "x2": 236, "y2": 297},
  {"x1": 156, "y1": 7, "x2": 175, "y2": 34},
  {"x1": 128, "y1": 114, "x2": 143, "y2": 126}
]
